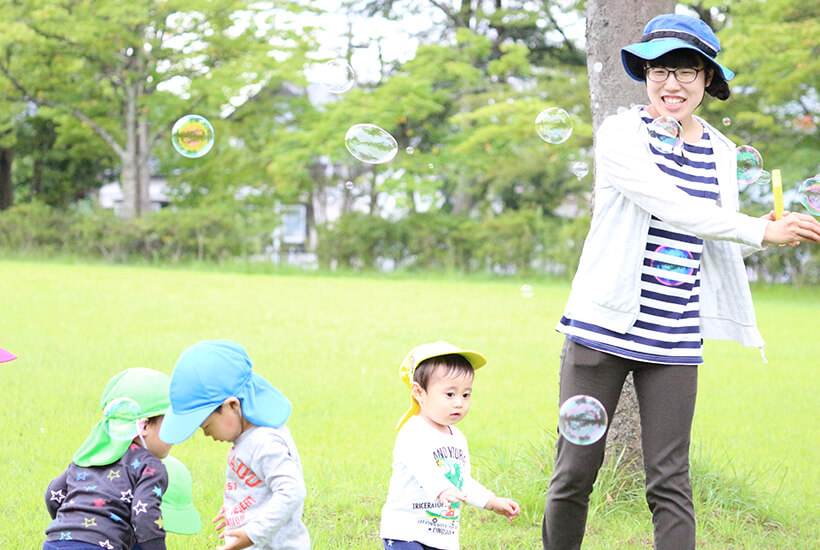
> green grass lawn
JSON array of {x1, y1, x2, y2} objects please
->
[{"x1": 0, "y1": 260, "x2": 816, "y2": 549}]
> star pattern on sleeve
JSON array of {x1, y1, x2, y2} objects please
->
[
  {"x1": 151, "y1": 485, "x2": 162, "y2": 497},
  {"x1": 142, "y1": 466, "x2": 156, "y2": 477},
  {"x1": 120, "y1": 490, "x2": 133, "y2": 503},
  {"x1": 75, "y1": 472, "x2": 88, "y2": 481},
  {"x1": 133, "y1": 500, "x2": 148, "y2": 515},
  {"x1": 109, "y1": 513, "x2": 122, "y2": 522},
  {"x1": 83, "y1": 485, "x2": 98, "y2": 492},
  {"x1": 50, "y1": 490, "x2": 66, "y2": 503},
  {"x1": 154, "y1": 516, "x2": 164, "y2": 530},
  {"x1": 59, "y1": 532, "x2": 72, "y2": 540},
  {"x1": 106, "y1": 469, "x2": 121, "y2": 481},
  {"x1": 82, "y1": 517, "x2": 97, "y2": 528},
  {"x1": 93, "y1": 498, "x2": 107, "y2": 508},
  {"x1": 131, "y1": 458, "x2": 141, "y2": 469},
  {"x1": 98, "y1": 539, "x2": 114, "y2": 549}
]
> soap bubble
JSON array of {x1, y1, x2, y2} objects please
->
[
  {"x1": 535, "y1": 107, "x2": 573, "y2": 144},
  {"x1": 799, "y1": 176, "x2": 820, "y2": 215},
  {"x1": 648, "y1": 116, "x2": 682, "y2": 154},
  {"x1": 571, "y1": 161, "x2": 589, "y2": 180},
  {"x1": 405, "y1": 146, "x2": 414, "y2": 155},
  {"x1": 755, "y1": 170, "x2": 772, "y2": 186},
  {"x1": 316, "y1": 59, "x2": 355, "y2": 94},
  {"x1": 344, "y1": 180, "x2": 354, "y2": 190},
  {"x1": 558, "y1": 395, "x2": 607, "y2": 445},
  {"x1": 736, "y1": 146, "x2": 762, "y2": 186},
  {"x1": 722, "y1": 117, "x2": 731, "y2": 126},
  {"x1": 520, "y1": 284, "x2": 533, "y2": 298},
  {"x1": 344, "y1": 124, "x2": 398, "y2": 164},
  {"x1": 651, "y1": 246, "x2": 694, "y2": 286},
  {"x1": 171, "y1": 115, "x2": 214, "y2": 158},
  {"x1": 592, "y1": 61, "x2": 603, "y2": 73},
  {"x1": 102, "y1": 397, "x2": 143, "y2": 440}
]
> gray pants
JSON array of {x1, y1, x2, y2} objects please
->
[{"x1": 542, "y1": 338, "x2": 698, "y2": 550}]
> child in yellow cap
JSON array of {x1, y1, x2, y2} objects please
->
[
  {"x1": 380, "y1": 341, "x2": 520, "y2": 550},
  {"x1": 43, "y1": 367, "x2": 174, "y2": 550}
]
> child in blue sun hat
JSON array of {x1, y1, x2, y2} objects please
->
[
  {"x1": 44, "y1": 367, "x2": 173, "y2": 550},
  {"x1": 543, "y1": 12, "x2": 820, "y2": 550},
  {"x1": 159, "y1": 340, "x2": 310, "y2": 550}
]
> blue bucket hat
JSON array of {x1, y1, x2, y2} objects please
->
[
  {"x1": 159, "y1": 340, "x2": 292, "y2": 444},
  {"x1": 621, "y1": 14, "x2": 734, "y2": 83}
]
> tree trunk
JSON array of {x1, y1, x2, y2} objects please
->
[
  {"x1": 585, "y1": 0, "x2": 676, "y2": 472},
  {"x1": 0, "y1": 147, "x2": 13, "y2": 210}
]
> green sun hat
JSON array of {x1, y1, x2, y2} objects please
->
[
  {"x1": 160, "y1": 455, "x2": 202, "y2": 535},
  {"x1": 73, "y1": 368, "x2": 171, "y2": 467}
]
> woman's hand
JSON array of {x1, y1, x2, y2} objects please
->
[{"x1": 762, "y1": 211, "x2": 820, "y2": 245}]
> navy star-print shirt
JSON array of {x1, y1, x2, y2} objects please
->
[{"x1": 45, "y1": 443, "x2": 168, "y2": 550}]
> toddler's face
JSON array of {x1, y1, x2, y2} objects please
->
[
  {"x1": 413, "y1": 369, "x2": 473, "y2": 434},
  {"x1": 140, "y1": 416, "x2": 173, "y2": 459},
  {"x1": 200, "y1": 398, "x2": 245, "y2": 442}
]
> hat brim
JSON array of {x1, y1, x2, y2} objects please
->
[
  {"x1": 621, "y1": 39, "x2": 734, "y2": 82},
  {"x1": 73, "y1": 421, "x2": 134, "y2": 467},
  {"x1": 162, "y1": 504, "x2": 202, "y2": 535},
  {"x1": 0, "y1": 348, "x2": 16, "y2": 363},
  {"x1": 159, "y1": 404, "x2": 216, "y2": 445}
]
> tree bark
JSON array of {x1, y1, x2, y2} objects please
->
[
  {"x1": 585, "y1": 0, "x2": 676, "y2": 472},
  {"x1": 0, "y1": 147, "x2": 13, "y2": 210}
]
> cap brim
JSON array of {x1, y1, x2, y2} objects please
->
[
  {"x1": 162, "y1": 504, "x2": 202, "y2": 535},
  {"x1": 621, "y1": 39, "x2": 734, "y2": 82},
  {"x1": 0, "y1": 348, "x2": 17, "y2": 363},
  {"x1": 159, "y1": 405, "x2": 216, "y2": 445}
]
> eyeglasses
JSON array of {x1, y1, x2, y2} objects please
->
[{"x1": 645, "y1": 67, "x2": 703, "y2": 83}]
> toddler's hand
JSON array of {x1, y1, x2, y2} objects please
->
[
  {"x1": 212, "y1": 506, "x2": 227, "y2": 531},
  {"x1": 486, "y1": 496, "x2": 521, "y2": 520},
  {"x1": 437, "y1": 488, "x2": 466, "y2": 505},
  {"x1": 216, "y1": 528, "x2": 252, "y2": 550}
]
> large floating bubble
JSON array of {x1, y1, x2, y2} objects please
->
[
  {"x1": 648, "y1": 116, "x2": 683, "y2": 154},
  {"x1": 736, "y1": 145, "x2": 762, "y2": 186},
  {"x1": 799, "y1": 176, "x2": 820, "y2": 215},
  {"x1": 558, "y1": 395, "x2": 607, "y2": 445},
  {"x1": 171, "y1": 115, "x2": 215, "y2": 158},
  {"x1": 651, "y1": 246, "x2": 695, "y2": 286},
  {"x1": 102, "y1": 397, "x2": 143, "y2": 440},
  {"x1": 344, "y1": 124, "x2": 398, "y2": 164},
  {"x1": 317, "y1": 59, "x2": 355, "y2": 94},
  {"x1": 535, "y1": 107, "x2": 572, "y2": 144}
]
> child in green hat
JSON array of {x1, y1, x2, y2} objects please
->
[{"x1": 43, "y1": 367, "x2": 174, "y2": 550}]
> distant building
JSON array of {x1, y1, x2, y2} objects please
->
[{"x1": 96, "y1": 178, "x2": 170, "y2": 216}]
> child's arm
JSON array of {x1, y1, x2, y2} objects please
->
[
  {"x1": 484, "y1": 496, "x2": 521, "y2": 520},
  {"x1": 130, "y1": 456, "x2": 169, "y2": 550},
  {"x1": 45, "y1": 469, "x2": 69, "y2": 519}
]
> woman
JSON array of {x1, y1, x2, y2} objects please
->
[{"x1": 542, "y1": 13, "x2": 820, "y2": 550}]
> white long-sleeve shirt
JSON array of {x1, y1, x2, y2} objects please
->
[
  {"x1": 380, "y1": 415, "x2": 494, "y2": 550},
  {"x1": 223, "y1": 425, "x2": 310, "y2": 550}
]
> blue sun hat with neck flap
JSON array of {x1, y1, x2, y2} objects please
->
[
  {"x1": 621, "y1": 14, "x2": 734, "y2": 83},
  {"x1": 159, "y1": 340, "x2": 292, "y2": 445}
]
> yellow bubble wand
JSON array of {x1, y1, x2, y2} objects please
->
[
  {"x1": 772, "y1": 169, "x2": 785, "y2": 246},
  {"x1": 772, "y1": 169, "x2": 783, "y2": 220}
]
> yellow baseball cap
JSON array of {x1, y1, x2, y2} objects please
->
[{"x1": 396, "y1": 341, "x2": 487, "y2": 430}]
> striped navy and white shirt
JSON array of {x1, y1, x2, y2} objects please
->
[{"x1": 558, "y1": 109, "x2": 720, "y2": 365}]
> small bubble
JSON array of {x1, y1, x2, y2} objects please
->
[
  {"x1": 736, "y1": 145, "x2": 762, "y2": 186},
  {"x1": 344, "y1": 181, "x2": 354, "y2": 190},
  {"x1": 171, "y1": 115, "x2": 215, "y2": 158},
  {"x1": 316, "y1": 59, "x2": 355, "y2": 94},
  {"x1": 647, "y1": 116, "x2": 683, "y2": 154},
  {"x1": 592, "y1": 61, "x2": 603, "y2": 73},
  {"x1": 722, "y1": 117, "x2": 731, "y2": 126},
  {"x1": 520, "y1": 284, "x2": 533, "y2": 298},
  {"x1": 571, "y1": 161, "x2": 589, "y2": 180},
  {"x1": 405, "y1": 146, "x2": 415, "y2": 155},
  {"x1": 799, "y1": 176, "x2": 820, "y2": 215}
]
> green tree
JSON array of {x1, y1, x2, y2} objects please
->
[{"x1": 0, "y1": 0, "x2": 314, "y2": 218}]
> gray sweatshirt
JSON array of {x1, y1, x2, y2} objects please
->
[{"x1": 223, "y1": 425, "x2": 310, "y2": 549}]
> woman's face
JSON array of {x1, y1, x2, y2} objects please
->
[{"x1": 645, "y1": 64, "x2": 711, "y2": 124}]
